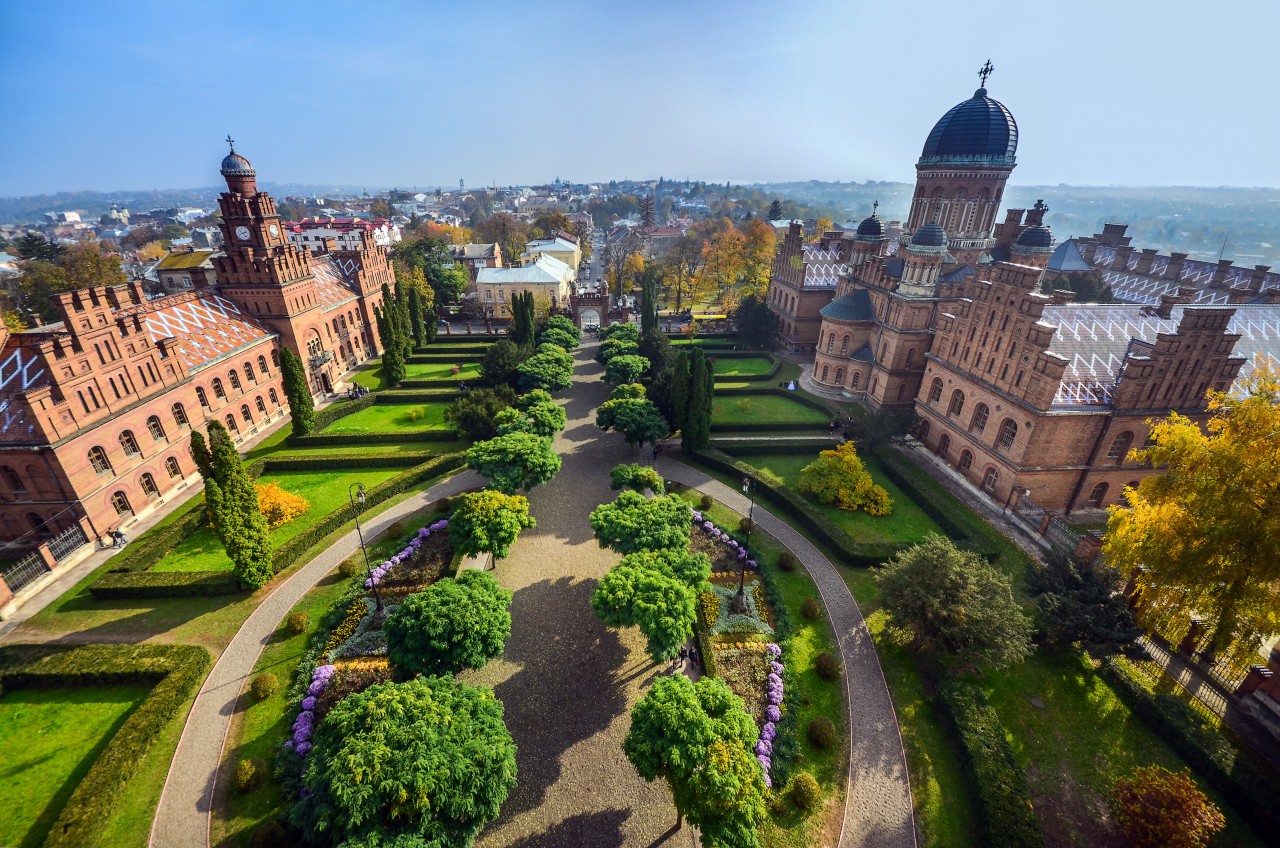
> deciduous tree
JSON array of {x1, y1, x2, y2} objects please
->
[
  {"x1": 444, "y1": 385, "x2": 516, "y2": 441},
  {"x1": 1111, "y1": 766, "x2": 1224, "y2": 848},
  {"x1": 593, "y1": 559, "x2": 696, "y2": 662},
  {"x1": 590, "y1": 490, "x2": 692, "y2": 555},
  {"x1": 798, "y1": 442, "x2": 893, "y2": 515},
  {"x1": 385, "y1": 570, "x2": 513, "y2": 678},
  {"x1": 596, "y1": 396, "x2": 668, "y2": 447},
  {"x1": 449, "y1": 490, "x2": 535, "y2": 559},
  {"x1": 18, "y1": 243, "x2": 127, "y2": 323},
  {"x1": 517, "y1": 342, "x2": 573, "y2": 391},
  {"x1": 604, "y1": 353, "x2": 651, "y2": 385},
  {"x1": 610, "y1": 463, "x2": 666, "y2": 494},
  {"x1": 466, "y1": 432, "x2": 561, "y2": 494}
]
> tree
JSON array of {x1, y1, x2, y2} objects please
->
[
  {"x1": 375, "y1": 282, "x2": 409, "y2": 386},
  {"x1": 623, "y1": 675, "x2": 766, "y2": 839},
  {"x1": 395, "y1": 236, "x2": 468, "y2": 304},
  {"x1": 663, "y1": 230, "x2": 712, "y2": 314},
  {"x1": 517, "y1": 343, "x2": 574, "y2": 391},
  {"x1": 740, "y1": 218, "x2": 777, "y2": 294},
  {"x1": 539, "y1": 315, "x2": 581, "y2": 348},
  {"x1": 638, "y1": 195, "x2": 656, "y2": 229},
  {"x1": 697, "y1": 220, "x2": 746, "y2": 295},
  {"x1": 479, "y1": 339, "x2": 529, "y2": 389},
  {"x1": 449, "y1": 490, "x2": 535, "y2": 559},
  {"x1": 189, "y1": 429, "x2": 214, "y2": 480},
  {"x1": 809, "y1": 217, "x2": 833, "y2": 242},
  {"x1": 671, "y1": 350, "x2": 691, "y2": 431},
  {"x1": 13, "y1": 232, "x2": 65, "y2": 261},
  {"x1": 407, "y1": 285, "x2": 428, "y2": 348},
  {"x1": 593, "y1": 559, "x2": 696, "y2": 662},
  {"x1": 767, "y1": 200, "x2": 783, "y2": 221},
  {"x1": 369, "y1": 197, "x2": 393, "y2": 219},
  {"x1": 256, "y1": 480, "x2": 309, "y2": 529},
  {"x1": 607, "y1": 249, "x2": 645, "y2": 301},
  {"x1": 877, "y1": 534, "x2": 1033, "y2": 671},
  {"x1": 505, "y1": 391, "x2": 566, "y2": 436},
  {"x1": 444, "y1": 386, "x2": 516, "y2": 441},
  {"x1": 203, "y1": 420, "x2": 274, "y2": 589},
  {"x1": 278, "y1": 347, "x2": 314, "y2": 438},
  {"x1": 291, "y1": 676, "x2": 516, "y2": 848},
  {"x1": 599, "y1": 322, "x2": 641, "y2": 343},
  {"x1": 510, "y1": 290, "x2": 536, "y2": 347},
  {"x1": 538, "y1": 326, "x2": 578, "y2": 350},
  {"x1": 1103, "y1": 362, "x2": 1280, "y2": 661},
  {"x1": 604, "y1": 354, "x2": 651, "y2": 385},
  {"x1": 1028, "y1": 552, "x2": 1140, "y2": 652},
  {"x1": 596, "y1": 396, "x2": 669, "y2": 447},
  {"x1": 639, "y1": 261, "x2": 662, "y2": 336},
  {"x1": 466, "y1": 432, "x2": 561, "y2": 494},
  {"x1": 1042, "y1": 270, "x2": 1114, "y2": 303},
  {"x1": 610, "y1": 463, "x2": 665, "y2": 494},
  {"x1": 1111, "y1": 766, "x2": 1224, "y2": 848},
  {"x1": 385, "y1": 570, "x2": 513, "y2": 678},
  {"x1": 610, "y1": 382, "x2": 648, "y2": 401},
  {"x1": 473, "y1": 212, "x2": 529, "y2": 271},
  {"x1": 798, "y1": 442, "x2": 893, "y2": 515},
  {"x1": 595, "y1": 337, "x2": 639, "y2": 365},
  {"x1": 734, "y1": 293, "x2": 778, "y2": 350},
  {"x1": 590, "y1": 491, "x2": 692, "y2": 555},
  {"x1": 17, "y1": 243, "x2": 127, "y2": 323},
  {"x1": 682, "y1": 348, "x2": 712, "y2": 452}
]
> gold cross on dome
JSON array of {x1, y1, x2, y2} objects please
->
[{"x1": 978, "y1": 60, "x2": 994, "y2": 87}]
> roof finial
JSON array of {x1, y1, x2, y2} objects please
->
[
  {"x1": 978, "y1": 60, "x2": 994, "y2": 88},
  {"x1": 226, "y1": 134, "x2": 236, "y2": 153},
  {"x1": 872, "y1": 200, "x2": 879, "y2": 216}
]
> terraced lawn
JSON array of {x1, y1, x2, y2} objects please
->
[
  {"x1": 320, "y1": 402, "x2": 450, "y2": 434},
  {"x1": 352, "y1": 361, "x2": 482, "y2": 390},
  {"x1": 271, "y1": 441, "x2": 462, "y2": 461},
  {"x1": 712, "y1": 356, "x2": 774, "y2": 376},
  {"x1": 151, "y1": 467, "x2": 405, "y2": 572},
  {"x1": 0, "y1": 684, "x2": 152, "y2": 848},
  {"x1": 712, "y1": 394, "x2": 830, "y2": 427}
]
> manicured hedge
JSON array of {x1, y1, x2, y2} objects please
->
[
  {"x1": 261, "y1": 454, "x2": 441, "y2": 471},
  {"x1": 712, "y1": 387, "x2": 832, "y2": 414},
  {"x1": 88, "y1": 569, "x2": 242, "y2": 598},
  {"x1": 412, "y1": 344, "x2": 493, "y2": 355},
  {"x1": 104, "y1": 506, "x2": 208, "y2": 575},
  {"x1": 288, "y1": 431, "x2": 461, "y2": 447},
  {"x1": 711, "y1": 421, "x2": 829, "y2": 433},
  {"x1": 719, "y1": 442, "x2": 837, "y2": 457},
  {"x1": 938, "y1": 679, "x2": 1043, "y2": 848},
  {"x1": 375, "y1": 390, "x2": 462, "y2": 404},
  {"x1": 407, "y1": 354, "x2": 482, "y2": 364},
  {"x1": 0, "y1": 643, "x2": 212, "y2": 848},
  {"x1": 398, "y1": 378, "x2": 471, "y2": 389},
  {"x1": 311, "y1": 394, "x2": 376, "y2": 433},
  {"x1": 1101, "y1": 656, "x2": 1280, "y2": 834}
]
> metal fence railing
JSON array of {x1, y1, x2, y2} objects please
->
[{"x1": 2, "y1": 552, "x2": 49, "y2": 594}]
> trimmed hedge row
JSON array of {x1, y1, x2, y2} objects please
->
[
  {"x1": 1101, "y1": 656, "x2": 1280, "y2": 835},
  {"x1": 714, "y1": 439, "x2": 836, "y2": 452},
  {"x1": 938, "y1": 679, "x2": 1043, "y2": 848},
  {"x1": 0, "y1": 643, "x2": 212, "y2": 848},
  {"x1": 413, "y1": 344, "x2": 493, "y2": 355},
  {"x1": 104, "y1": 505, "x2": 208, "y2": 574},
  {"x1": 407, "y1": 354, "x2": 483, "y2": 364},
  {"x1": 288, "y1": 430, "x2": 461, "y2": 447},
  {"x1": 713, "y1": 360, "x2": 784, "y2": 383},
  {"x1": 398, "y1": 378, "x2": 471, "y2": 389},
  {"x1": 712, "y1": 387, "x2": 832, "y2": 413},
  {"x1": 711, "y1": 421, "x2": 829, "y2": 433},
  {"x1": 375, "y1": 390, "x2": 462, "y2": 404},
  {"x1": 311, "y1": 394, "x2": 376, "y2": 432},
  {"x1": 261, "y1": 454, "x2": 443, "y2": 471},
  {"x1": 88, "y1": 453, "x2": 467, "y2": 599}
]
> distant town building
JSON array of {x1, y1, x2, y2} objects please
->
[
  {"x1": 286, "y1": 217, "x2": 402, "y2": 253},
  {"x1": 521, "y1": 233, "x2": 581, "y2": 271},
  {"x1": 154, "y1": 247, "x2": 217, "y2": 294},
  {"x1": 474, "y1": 254, "x2": 574, "y2": 317},
  {"x1": 448, "y1": 243, "x2": 503, "y2": 279}
]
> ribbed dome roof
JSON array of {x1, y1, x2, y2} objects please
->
[
  {"x1": 1016, "y1": 224, "x2": 1053, "y2": 249},
  {"x1": 856, "y1": 214, "x2": 885, "y2": 239},
  {"x1": 220, "y1": 150, "x2": 255, "y2": 177},
  {"x1": 911, "y1": 221, "x2": 947, "y2": 248},
  {"x1": 920, "y1": 88, "x2": 1017, "y2": 166}
]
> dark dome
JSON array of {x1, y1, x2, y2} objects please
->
[
  {"x1": 911, "y1": 221, "x2": 947, "y2": 248},
  {"x1": 220, "y1": 150, "x2": 255, "y2": 177},
  {"x1": 920, "y1": 88, "x2": 1017, "y2": 166},
  {"x1": 856, "y1": 214, "x2": 885, "y2": 239},
  {"x1": 1016, "y1": 224, "x2": 1053, "y2": 249}
]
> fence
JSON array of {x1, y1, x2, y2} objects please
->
[
  {"x1": 1, "y1": 524, "x2": 90, "y2": 596},
  {"x1": 1010, "y1": 492, "x2": 1082, "y2": 558}
]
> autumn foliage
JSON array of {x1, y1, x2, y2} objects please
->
[
  {"x1": 256, "y1": 480, "x2": 309, "y2": 530},
  {"x1": 797, "y1": 442, "x2": 892, "y2": 515},
  {"x1": 1111, "y1": 766, "x2": 1224, "y2": 848}
]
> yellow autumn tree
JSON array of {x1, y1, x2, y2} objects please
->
[
  {"x1": 606, "y1": 250, "x2": 645, "y2": 300},
  {"x1": 1103, "y1": 358, "x2": 1280, "y2": 662},
  {"x1": 697, "y1": 220, "x2": 746, "y2": 297},
  {"x1": 257, "y1": 480, "x2": 310, "y2": 530},
  {"x1": 740, "y1": 217, "x2": 777, "y2": 295},
  {"x1": 798, "y1": 442, "x2": 892, "y2": 515},
  {"x1": 807, "y1": 217, "x2": 833, "y2": 243}
]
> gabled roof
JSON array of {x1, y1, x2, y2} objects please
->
[
  {"x1": 819, "y1": 290, "x2": 875, "y2": 322},
  {"x1": 477, "y1": 253, "x2": 572, "y2": 285},
  {"x1": 156, "y1": 250, "x2": 215, "y2": 270},
  {"x1": 450, "y1": 243, "x2": 499, "y2": 260}
]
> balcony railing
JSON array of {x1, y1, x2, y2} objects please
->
[{"x1": 309, "y1": 349, "x2": 333, "y2": 369}]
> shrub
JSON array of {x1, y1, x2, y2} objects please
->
[
  {"x1": 699, "y1": 494, "x2": 714, "y2": 511},
  {"x1": 801, "y1": 597, "x2": 821, "y2": 620},
  {"x1": 814, "y1": 652, "x2": 840, "y2": 680},
  {"x1": 249, "y1": 822, "x2": 289, "y2": 848},
  {"x1": 234, "y1": 757, "x2": 266, "y2": 792},
  {"x1": 250, "y1": 672, "x2": 279, "y2": 702},
  {"x1": 778, "y1": 551, "x2": 798, "y2": 572},
  {"x1": 1112, "y1": 765, "x2": 1224, "y2": 848},
  {"x1": 807, "y1": 716, "x2": 837, "y2": 749},
  {"x1": 738, "y1": 516, "x2": 752, "y2": 533},
  {"x1": 338, "y1": 558, "x2": 365, "y2": 579},
  {"x1": 789, "y1": 772, "x2": 821, "y2": 811},
  {"x1": 257, "y1": 480, "x2": 310, "y2": 530},
  {"x1": 286, "y1": 612, "x2": 310, "y2": 635}
]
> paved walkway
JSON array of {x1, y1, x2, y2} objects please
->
[
  {"x1": 658, "y1": 459, "x2": 918, "y2": 848},
  {"x1": 149, "y1": 469, "x2": 483, "y2": 848}
]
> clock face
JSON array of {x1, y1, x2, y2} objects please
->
[
  {"x1": 235, "y1": 226, "x2": 251, "y2": 241},
  {"x1": 269, "y1": 224, "x2": 279, "y2": 237}
]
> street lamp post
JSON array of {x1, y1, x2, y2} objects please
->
[
  {"x1": 729, "y1": 476, "x2": 755, "y2": 615},
  {"x1": 348, "y1": 482, "x2": 383, "y2": 613}
]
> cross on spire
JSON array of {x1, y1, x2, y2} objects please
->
[
  {"x1": 225, "y1": 134, "x2": 235, "y2": 152},
  {"x1": 978, "y1": 60, "x2": 994, "y2": 88}
]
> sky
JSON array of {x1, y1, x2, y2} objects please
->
[{"x1": 2, "y1": 0, "x2": 1279, "y2": 196}]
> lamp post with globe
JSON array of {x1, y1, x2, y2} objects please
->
[{"x1": 348, "y1": 482, "x2": 383, "y2": 613}]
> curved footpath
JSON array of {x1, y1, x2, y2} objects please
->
[
  {"x1": 657, "y1": 459, "x2": 918, "y2": 848},
  {"x1": 149, "y1": 470, "x2": 484, "y2": 848}
]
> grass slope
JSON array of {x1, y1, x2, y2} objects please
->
[{"x1": 712, "y1": 395, "x2": 830, "y2": 427}]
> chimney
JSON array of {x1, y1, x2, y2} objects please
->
[
  {"x1": 1136, "y1": 248, "x2": 1158, "y2": 275},
  {"x1": 1049, "y1": 288, "x2": 1077, "y2": 305},
  {"x1": 1156, "y1": 294, "x2": 1179, "y2": 319},
  {"x1": 1248, "y1": 264, "x2": 1271, "y2": 293},
  {"x1": 1162, "y1": 251, "x2": 1188, "y2": 281},
  {"x1": 1210, "y1": 259, "x2": 1234, "y2": 288},
  {"x1": 1112, "y1": 245, "x2": 1135, "y2": 272}
]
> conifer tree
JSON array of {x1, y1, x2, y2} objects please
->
[
  {"x1": 203, "y1": 420, "x2": 274, "y2": 589},
  {"x1": 189, "y1": 429, "x2": 214, "y2": 480},
  {"x1": 279, "y1": 347, "x2": 315, "y2": 437},
  {"x1": 671, "y1": 350, "x2": 691, "y2": 431},
  {"x1": 682, "y1": 348, "x2": 711, "y2": 452},
  {"x1": 407, "y1": 286, "x2": 427, "y2": 349},
  {"x1": 377, "y1": 283, "x2": 407, "y2": 386}
]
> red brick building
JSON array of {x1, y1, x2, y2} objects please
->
[{"x1": 0, "y1": 144, "x2": 392, "y2": 553}]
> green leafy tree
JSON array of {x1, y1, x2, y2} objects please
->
[
  {"x1": 605, "y1": 354, "x2": 651, "y2": 385},
  {"x1": 798, "y1": 442, "x2": 893, "y2": 515},
  {"x1": 593, "y1": 559, "x2": 696, "y2": 662},
  {"x1": 877, "y1": 534, "x2": 1033, "y2": 671},
  {"x1": 734, "y1": 293, "x2": 778, "y2": 350},
  {"x1": 610, "y1": 463, "x2": 665, "y2": 494},
  {"x1": 590, "y1": 491, "x2": 691, "y2": 555},
  {"x1": 623, "y1": 675, "x2": 766, "y2": 839},
  {"x1": 18, "y1": 243, "x2": 127, "y2": 323},
  {"x1": 278, "y1": 347, "x2": 314, "y2": 437},
  {"x1": 610, "y1": 383, "x2": 648, "y2": 401},
  {"x1": 449, "y1": 490, "x2": 535, "y2": 559},
  {"x1": 517, "y1": 343, "x2": 574, "y2": 391},
  {"x1": 291, "y1": 676, "x2": 517, "y2": 847},
  {"x1": 618, "y1": 547, "x2": 711, "y2": 588},
  {"x1": 538, "y1": 326, "x2": 578, "y2": 350},
  {"x1": 445, "y1": 386, "x2": 516, "y2": 441},
  {"x1": 479, "y1": 339, "x2": 529, "y2": 389},
  {"x1": 539, "y1": 315, "x2": 581, "y2": 348},
  {"x1": 1028, "y1": 552, "x2": 1140, "y2": 652},
  {"x1": 385, "y1": 570, "x2": 513, "y2": 678},
  {"x1": 599, "y1": 322, "x2": 640, "y2": 343},
  {"x1": 596, "y1": 396, "x2": 669, "y2": 447},
  {"x1": 595, "y1": 337, "x2": 639, "y2": 365},
  {"x1": 767, "y1": 199, "x2": 783, "y2": 221},
  {"x1": 466, "y1": 432, "x2": 561, "y2": 494},
  {"x1": 203, "y1": 420, "x2": 273, "y2": 589},
  {"x1": 682, "y1": 348, "x2": 712, "y2": 452},
  {"x1": 496, "y1": 392, "x2": 565, "y2": 437}
]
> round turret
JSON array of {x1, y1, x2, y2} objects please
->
[{"x1": 911, "y1": 221, "x2": 947, "y2": 249}]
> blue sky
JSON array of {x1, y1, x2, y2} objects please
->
[{"x1": 2, "y1": 0, "x2": 1278, "y2": 195}]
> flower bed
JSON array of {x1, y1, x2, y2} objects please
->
[
  {"x1": 706, "y1": 581, "x2": 774, "y2": 638},
  {"x1": 715, "y1": 642, "x2": 771, "y2": 725},
  {"x1": 364, "y1": 517, "x2": 450, "y2": 591},
  {"x1": 756, "y1": 643, "x2": 785, "y2": 787}
]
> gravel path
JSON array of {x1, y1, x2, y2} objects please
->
[
  {"x1": 656, "y1": 459, "x2": 919, "y2": 848},
  {"x1": 149, "y1": 470, "x2": 483, "y2": 848}
]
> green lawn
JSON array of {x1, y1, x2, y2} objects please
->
[
  {"x1": 732, "y1": 451, "x2": 943, "y2": 545},
  {"x1": 712, "y1": 356, "x2": 774, "y2": 376},
  {"x1": 151, "y1": 467, "x2": 404, "y2": 572},
  {"x1": 0, "y1": 684, "x2": 151, "y2": 848},
  {"x1": 351, "y1": 361, "x2": 481, "y2": 390},
  {"x1": 271, "y1": 442, "x2": 461, "y2": 461},
  {"x1": 712, "y1": 395, "x2": 830, "y2": 427},
  {"x1": 320, "y1": 402, "x2": 450, "y2": 434}
]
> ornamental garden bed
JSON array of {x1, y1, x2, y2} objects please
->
[{"x1": 352, "y1": 361, "x2": 482, "y2": 390}]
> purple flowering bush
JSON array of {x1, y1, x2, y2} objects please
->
[{"x1": 755, "y1": 643, "x2": 786, "y2": 786}]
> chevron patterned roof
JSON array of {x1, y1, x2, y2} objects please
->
[
  {"x1": 801, "y1": 244, "x2": 848, "y2": 289},
  {"x1": 312, "y1": 254, "x2": 362, "y2": 312},
  {"x1": 0, "y1": 341, "x2": 48, "y2": 438},
  {"x1": 144, "y1": 293, "x2": 275, "y2": 373}
]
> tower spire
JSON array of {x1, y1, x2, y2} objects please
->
[{"x1": 978, "y1": 60, "x2": 994, "y2": 88}]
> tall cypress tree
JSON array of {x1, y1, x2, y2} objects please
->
[
  {"x1": 671, "y1": 350, "x2": 691, "y2": 431},
  {"x1": 279, "y1": 347, "x2": 315, "y2": 437},
  {"x1": 407, "y1": 286, "x2": 426, "y2": 349},
  {"x1": 639, "y1": 261, "x2": 660, "y2": 337},
  {"x1": 378, "y1": 283, "x2": 407, "y2": 386},
  {"x1": 189, "y1": 429, "x2": 214, "y2": 480},
  {"x1": 204, "y1": 420, "x2": 273, "y2": 589},
  {"x1": 683, "y1": 348, "x2": 711, "y2": 452}
]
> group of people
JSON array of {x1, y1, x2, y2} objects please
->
[
  {"x1": 671, "y1": 643, "x2": 702, "y2": 673},
  {"x1": 346, "y1": 384, "x2": 369, "y2": 400}
]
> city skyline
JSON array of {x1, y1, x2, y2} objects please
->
[{"x1": 3, "y1": 0, "x2": 1280, "y2": 195}]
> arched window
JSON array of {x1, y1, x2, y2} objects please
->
[
  {"x1": 1, "y1": 465, "x2": 24, "y2": 493},
  {"x1": 119, "y1": 431, "x2": 140, "y2": 456},
  {"x1": 28, "y1": 512, "x2": 51, "y2": 537},
  {"x1": 241, "y1": 404, "x2": 253, "y2": 424},
  {"x1": 928, "y1": 377, "x2": 943, "y2": 404},
  {"x1": 255, "y1": 396, "x2": 267, "y2": 415},
  {"x1": 947, "y1": 389, "x2": 965, "y2": 417},
  {"x1": 821, "y1": 365, "x2": 829, "y2": 381},
  {"x1": 244, "y1": 363, "x2": 255, "y2": 383},
  {"x1": 140, "y1": 472, "x2": 159, "y2": 499},
  {"x1": 89, "y1": 446, "x2": 113, "y2": 475},
  {"x1": 981, "y1": 467, "x2": 999, "y2": 492},
  {"x1": 258, "y1": 355, "x2": 269, "y2": 376},
  {"x1": 1107, "y1": 431, "x2": 1134, "y2": 463},
  {"x1": 111, "y1": 491, "x2": 132, "y2": 515},
  {"x1": 271, "y1": 349, "x2": 281, "y2": 367},
  {"x1": 840, "y1": 335, "x2": 849, "y2": 355},
  {"x1": 906, "y1": 348, "x2": 916, "y2": 367},
  {"x1": 228, "y1": 370, "x2": 241, "y2": 391},
  {"x1": 212, "y1": 378, "x2": 225, "y2": 399},
  {"x1": 146, "y1": 415, "x2": 165, "y2": 441},
  {"x1": 969, "y1": 403, "x2": 989, "y2": 434},
  {"x1": 269, "y1": 388, "x2": 280, "y2": 406},
  {"x1": 959, "y1": 450, "x2": 973, "y2": 472},
  {"x1": 835, "y1": 368, "x2": 844, "y2": 384},
  {"x1": 939, "y1": 434, "x2": 951, "y2": 456},
  {"x1": 996, "y1": 419, "x2": 1018, "y2": 451},
  {"x1": 1087, "y1": 482, "x2": 1109, "y2": 508},
  {"x1": 166, "y1": 456, "x2": 183, "y2": 478},
  {"x1": 852, "y1": 372, "x2": 861, "y2": 389},
  {"x1": 225, "y1": 414, "x2": 238, "y2": 432},
  {"x1": 172, "y1": 402, "x2": 189, "y2": 427},
  {"x1": 196, "y1": 387, "x2": 210, "y2": 409},
  {"x1": 826, "y1": 333, "x2": 835, "y2": 353}
]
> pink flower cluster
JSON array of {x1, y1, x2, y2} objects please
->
[
  {"x1": 690, "y1": 510, "x2": 757, "y2": 570},
  {"x1": 285, "y1": 664, "x2": 335, "y2": 757},
  {"x1": 756, "y1": 643, "x2": 784, "y2": 786},
  {"x1": 365, "y1": 518, "x2": 449, "y2": 589}
]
